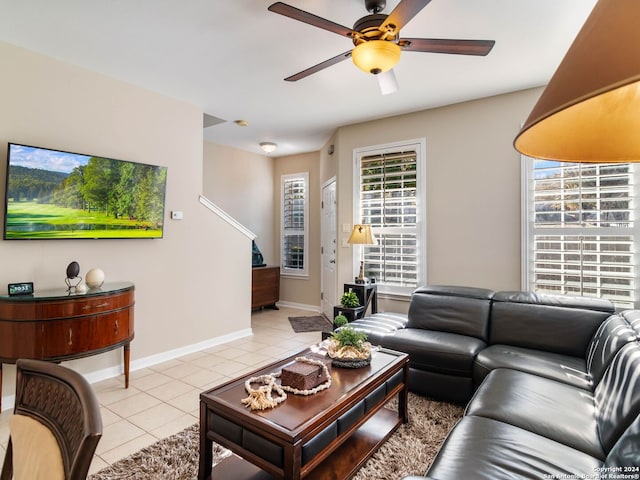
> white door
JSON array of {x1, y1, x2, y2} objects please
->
[{"x1": 321, "y1": 179, "x2": 337, "y2": 319}]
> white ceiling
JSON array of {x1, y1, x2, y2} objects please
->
[{"x1": 0, "y1": 0, "x2": 596, "y2": 156}]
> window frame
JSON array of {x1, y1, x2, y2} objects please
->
[
  {"x1": 281, "y1": 172, "x2": 309, "y2": 277},
  {"x1": 521, "y1": 155, "x2": 639, "y2": 309},
  {"x1": 353, "y1": 138, "x2": 427, "y2": 296}
]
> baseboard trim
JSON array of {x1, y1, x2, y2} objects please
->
[
  {"x1": 276, "y1": 301, "x2": 320, "y2": 312},
  {"x1": 0, "y1": 328, "x2": 253, "y2": 412}
]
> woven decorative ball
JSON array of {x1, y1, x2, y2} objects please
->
[{"x1": 85, "y1": 268, "x2": 105, "y2": 288}]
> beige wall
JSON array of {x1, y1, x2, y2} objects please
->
[
  {"x1": 202, "y1": 142, "x2": 275, "y2": 263},
  {"x1": 325, "y1": 87, "x2": 544, "y2": 312},
  {"x1": 0, "y1": 41, "x2": 252, "y2": 409},
  {"x1": 273, "y1": 152, "x2": 321, "y2": 309}
]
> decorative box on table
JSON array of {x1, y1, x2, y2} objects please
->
[{"x1": 280, "y1": 355, "x2": 332, "y2": 391}]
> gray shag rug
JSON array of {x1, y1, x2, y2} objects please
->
[
  {"x1": 288, "y1": 315, "x2": 333, "y2": 333},
  {"x1": 89, "y1": 393, "x2": 463, "y2": 480}
]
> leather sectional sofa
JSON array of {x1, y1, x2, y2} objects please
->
[{"x1": 345, "y1": 285, "x2": 640, "y2": 478}]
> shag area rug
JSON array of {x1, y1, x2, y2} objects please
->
[
  {"x1": 288, "y1": 315, "x2": 333, "y2": 333},
  {"x1": 89, "y1": 393, "x2": 462, "y2": 480}
]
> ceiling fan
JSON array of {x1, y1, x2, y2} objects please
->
[{"x1": 268, "y1": 0, "x2": 495, "y2": 94}]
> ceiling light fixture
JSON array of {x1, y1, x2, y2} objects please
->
[
  {"x1": 514, "y1": 0, "x2": 640, "y2": 163},
  {"x1": 260, "y1": 142, "x2": 277, "y2": 154},
  {"x1": 352, "y1": 40, "x2": 401, "y2": 75}
]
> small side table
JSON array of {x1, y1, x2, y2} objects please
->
[
  {"x1": 333, "y1": 305, "x2": 366, "y2": 324},
  {"x1": 344, "y1": 282, "x2": 378, "y2": 316}
]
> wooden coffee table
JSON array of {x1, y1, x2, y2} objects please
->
[{"x1": 198, "y1": 347, "x2": 409, "y2": 480}]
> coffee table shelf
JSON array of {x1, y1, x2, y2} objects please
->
[
  {"x1": 209, "y1": 408, "x2": 400, "y2": 479},
  {"x1": 199, "y1": 347, "x2": 408, "y2": 480}
]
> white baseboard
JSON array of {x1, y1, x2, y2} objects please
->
[
  {"x1": 276, "y1": 301, "x2": 320, "y2": 312},
  {"x1": 0, "y1": 328, "x2": 253, "y2": 413}
]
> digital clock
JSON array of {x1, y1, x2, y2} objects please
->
[{"x1": 8, "y1": 282, "x2": 34, "y2": 296}]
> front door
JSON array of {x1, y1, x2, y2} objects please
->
[{"x1": 321, "y1": 179, "x2": 337, "y2": 319}]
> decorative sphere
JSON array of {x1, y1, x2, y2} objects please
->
[
  {"x1": 75, "y1": 283, "x2": 88, "y2": 294},
  {"x1": 66, "y1": 261, "x2": 80, "y2": 279},
  {"x1": 85, "y1": 268, "x2": 105, "y2": 289}
]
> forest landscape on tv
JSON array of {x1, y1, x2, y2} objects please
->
[{"x1": 4, "y1": 143, "x2": 168, "y2": 239}]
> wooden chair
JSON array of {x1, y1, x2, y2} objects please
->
[{"x1": 1, "y1": 359, "x2": 102, "y2": 480}]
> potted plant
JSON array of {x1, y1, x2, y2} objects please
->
[
  {"x1": 333, "y1": 314, "x2": 348, "y2": 328},
  {"x1": 340, "y1": 291, "x2": 360, "y2": 308},
  {"x1": 327, "y1": 325, "x2": 372, "y2": 368}
]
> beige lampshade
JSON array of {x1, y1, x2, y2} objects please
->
[
  {"x1": 352, "y1": 41, "x2": 401, "y2": 75},
  {"x1": 514, "y1": 0, "x2": 640, "y2": 163},
  {"x1": 348, "y1": 224, "x2": 377, "y2": 245}
]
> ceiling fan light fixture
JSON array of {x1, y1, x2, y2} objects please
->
[
  {"x1": 352, "y1": 40, "x2": 401, "y2": 75},
  {"x1": 260, "y1": 142, "x2": 277, "y2": 154}
]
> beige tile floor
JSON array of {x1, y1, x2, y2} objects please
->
[{"x1": 0, "y1": 306, "x2": 324, "y2": 475}]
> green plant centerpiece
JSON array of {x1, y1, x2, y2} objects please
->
[
  {"x1": 340, "y1": 291, "x2": 360, "y2": 308},
  {"x1": 327, "y1": 325, "x2": 372, "y2": 368}
]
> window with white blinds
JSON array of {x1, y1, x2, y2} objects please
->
[
  {"x1": 355, "y1": 140, "x2": 426, "y2": 294},
  {"x1": 281, "y1": 172, "x2": 308, "y2": 276},
  {"x1": 523, "y1": 158, "x2": 637, "y2": 309}
]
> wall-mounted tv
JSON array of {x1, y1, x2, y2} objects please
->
[{"x1": 3, "y1": 143, "x2": 168, "y2": 239}]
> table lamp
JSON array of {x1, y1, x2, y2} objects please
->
[{"x1": 348, "y1": 224, "x2": 377, "y2": 284}]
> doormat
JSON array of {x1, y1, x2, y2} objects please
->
[{"x1": 288, "y1": 315, "x2": 333, "y2": 333}]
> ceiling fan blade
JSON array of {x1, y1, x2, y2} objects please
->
[
  {"x1": 284, "y1": 50, "x2": 353, "y2": 81},
  {"x1": 268, "y1": 2, "x2": 356, "y2": 38},
  {"x1": 377, "y1": 69, "x2": 399, "y2": 95},
  {"x1": 380, "y1": 0, "x2": 432, "y2": 32},
  {"x1": 400, "y1": 38, "x2": 495, "y2": 56}
]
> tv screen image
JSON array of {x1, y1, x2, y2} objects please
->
[{"x1": 4, "y1": 143, "x2": 168, "y2": 239}]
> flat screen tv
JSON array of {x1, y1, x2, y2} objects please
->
[{"x1": 3, "y1": 143, "x2": 168, "y2": 239}]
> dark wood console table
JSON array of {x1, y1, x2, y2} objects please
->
[{"x1": 0, "y1": 281, "x2": 135, "y2": 410}]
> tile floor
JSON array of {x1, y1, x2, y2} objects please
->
[{"x1": 0, "y1": 306, "x2": 324, "y2": 475}]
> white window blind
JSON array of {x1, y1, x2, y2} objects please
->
[
  {"x1": 524, "y1": 159, "x2": 637, "y2": 309},
  {"x1": 281, "y1": 173, "x2": 308, "y2": 276},
  {"x1": 356, "y1": 142, "x2": 425, "y2": 293}
]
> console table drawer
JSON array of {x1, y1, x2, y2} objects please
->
[
  {"x1": 41, "y1": 310, "x2": 133, "y2": 358},
  {"x1": 39, "y1": 290, "x2": 134, "y2": 319},
  {"x1": 0, "y1": 289, "x2": 134, "y2": 320}
]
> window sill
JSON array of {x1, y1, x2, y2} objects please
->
[
  {"x1": 280, "y1": 273, "x2": 309, "y2": 280},
  {"x1": 377, "y1": 291, "x2": 412, "y2": 302}
]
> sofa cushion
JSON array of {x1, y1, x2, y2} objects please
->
[
  {"x1": 490, "y1": 291, "x2": 614, "y2": 357},
  {"x1": 407, "y1": 285, "x2": 494, "y2": 340},
  {"x1": 627, "y1": 310, "x2": 640, "y2": 335},
  {"x1": 381, "y1": 329, "x2": 485, "y2": 376},
  {"x1": 407, "y1": 368, "x2": 475, "y2": 405},
  {"x1": 346, "y1": 312, "x2": 408, "y2": 345},
  {"x1": 474, "y1": 344, "x2": 589, "y2": 388},
  {"x1": 595, "y1": 342, "x2": 640, "y2": 454},
  {"x1": 466, "y1": 368, "x2": 604, "y2": 459},
  {"x1": 604, "y1": 411, "x2": 640, "y2": 469},
  {"x1": 425, "y1": 416, "x2": 602, "y2": 480},
  {"x1": 586, "y1": 312, "x2": 638, "y2": 385}
]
